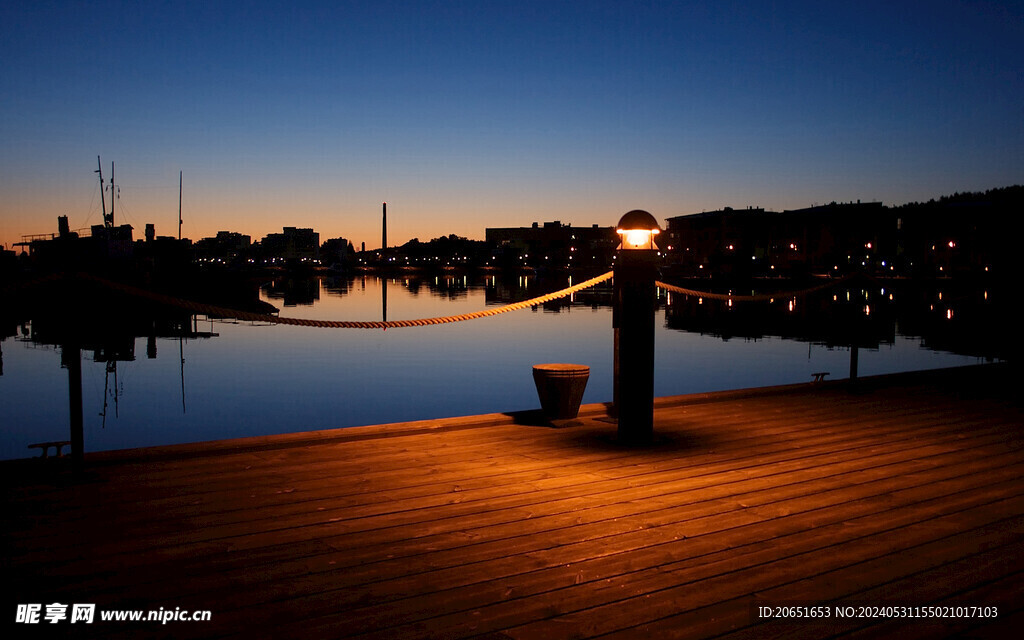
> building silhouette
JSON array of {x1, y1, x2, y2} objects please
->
[
  {"x1": 259, "y1": 227, "x2": 320, "y2": 263},
  {"x1": 660, "y1": 196, "x2": 1014, "y2": 280},
  {"x1": 194, "y1": 231, "x2": 252, "y2": 262},
  {"x1": 485, "y1": 221, "x2": 617, "y2": 269}
]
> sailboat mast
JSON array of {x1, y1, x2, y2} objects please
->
[
  {"x1": 96, "y1": 155, "x2": 107, "y2": 227},
  {"x1": 178, "y1": 170, "x2": 183, "y2": 241},
  {"x1": 109, "y1": 161, "x2": 115, "y2": 228}
]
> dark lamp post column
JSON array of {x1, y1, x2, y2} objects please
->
[{"x1": 613, "y1": 210, "x2": 661, "y2": 444}]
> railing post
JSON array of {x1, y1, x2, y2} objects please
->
[
  {"x1": 63, "y1": 340, "x2": 84, "y2": 475},
  {"x1": 613, "y1": 210, "x2": 661, "y2": 444}
]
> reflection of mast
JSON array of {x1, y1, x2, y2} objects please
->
[
  {"x1": 379, "y1": 202, "x2": 388, "y2": 322},
  {"x1": 179, "y1": 335, "x2": 186, "y2": 413},
  {"x1": 100, "y1": 360, "x2": 120, "y2": 428}
]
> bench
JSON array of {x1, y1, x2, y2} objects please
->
[
  {"x1": 27, "y1": 441, "x2": 72, "y2": 459},
  {"x1": 811, "y1": 372, "x2": 830, "y2": 382}
]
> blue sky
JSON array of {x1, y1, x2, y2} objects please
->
[{"x1": 2, "y1": 0, "x2": 1022, "y2": 250}]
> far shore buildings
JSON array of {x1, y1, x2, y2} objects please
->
[
  {"x1": 194, "y1": 231, "x2": 251, "y2": 261},
  {"x1": 485, "y1": 220, "x2": 617, "y2": 269},
  {"x1": 8, "y1": 185, "x2": 1017, "y2": 278},
  {"x1": 662, "y1": 202, "x2": 891, "y2": 278},
  {"x1": 195, "y1": 228, "x2": 354, "y2": 267},
  {"x1": 320, "y1": 236, "x2": 354, "y2": 267},
  {"x1": 259, "y1": 227, "x2": 319, "y2": 262},
  {"x1": 662, "y1": 192, "x2": 1016, "y2": 279}
]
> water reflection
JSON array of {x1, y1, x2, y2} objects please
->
[
  {"x1": 263, "y1": 277, "x2": 320, "y2": 306},
  {"x1": 2, "y1": 279, "x2": 223, "y2": 462},
  {"x1": 259, "y1": 274, "x2": 1013, "y2": 362},
  {"x1": 268, "y1": 273, "x2": 616, "y2": 313},
  {"x1": 0, "y1": 273, "x2": 1007, "y2": 460},
  {"x1": 662, "y1": 280, "x2": 1014, "y2": 361}
]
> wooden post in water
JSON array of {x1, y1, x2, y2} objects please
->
[{"x1": 64, "y1": 342, "x2": 84, "y2": 475}]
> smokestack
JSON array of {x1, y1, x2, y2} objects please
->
[{"x1": 382, "y1": 202, "x2": 387, "y2": 250}]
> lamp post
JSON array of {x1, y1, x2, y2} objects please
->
[{"x1": 613, "y1": 210, "x2": 661, "y2": 444}]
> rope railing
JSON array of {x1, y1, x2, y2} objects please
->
[
  {"x1": 0, "y1": 272, "x2": 66, "y2": 296},
  {"x1": 655, "y1": 275, "x2": 856, "y2": 302},
  {"x1": 77, "y1": 271, "x2": 615, "y2": 329},
  {"x1": 8, "y1": 269, "x2": 863, "y2": 329}
]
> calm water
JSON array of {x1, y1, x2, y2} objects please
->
[{"x1": 0, "y1": 273, "x2": 1000, "y2": 460}]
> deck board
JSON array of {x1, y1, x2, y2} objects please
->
[{"x1": 3, "y1": 364, "x2": 1022, "y2": 639}]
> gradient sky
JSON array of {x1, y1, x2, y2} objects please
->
[{"x1": 2, "y1": 0, "x2": 1022, "y2": 251}]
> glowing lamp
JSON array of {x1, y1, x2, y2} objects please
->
[{"x1": 616, "y1": 210, "x2": 661, "y2": 251}]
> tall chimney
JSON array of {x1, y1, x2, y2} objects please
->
[{"x1": 382, "y1": 202, "x2": 387, "y2": 250}]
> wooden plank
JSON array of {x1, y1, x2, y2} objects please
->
[
  {"x1": 90, "y1": 448, "x2": 1024, "y2": 634},
  {"x1": 3, "y1": 365, "x2": 1022, "y2": 640},
  {"x1": 9, "y1": 416, "x2": 1011, "y2": 579},
  {"x1": 715, "y1": 542, "x2": 1024, "y2": 639},
  {"x1": 3, "y1": 382, "x2": 963, "y2": 502},
  {"x1": 56, "y1": 439, "x2": 1024, "y2": 613},
  {"x1": 507, "y1": 511, "x2": 1024, "y2": 639},
  {"x1": 6, "y1": 430, "x2": 1015, "y2": 577},
  {"x1": 9, "y1": 399, "x2": 1002, "y2": 540},
  {"x1": 223, "y1": 482, "x2": 1024, "y2": 639}
]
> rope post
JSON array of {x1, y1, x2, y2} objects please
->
[
  {"x1": 613, "y1": 210, "x2": 661, "y2": 444},
  {"x1": 62, "y1": 339, "x2": 84, "y2": 476}
]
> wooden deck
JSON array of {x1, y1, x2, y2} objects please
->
[{"x1": 3, "y1": 364, "x2": 1023, "y2": 639}]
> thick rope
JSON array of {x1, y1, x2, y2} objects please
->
[
  {"x1": 12, "y1": 270, "x2": 859, "y2": 327},
  {"x1": 655, "y1": 275, "x2": 854, "y2": 302},
  {"x1": 0, "y1": 272, "x2": 66, "y2": 296},
  {"x1": 76, "y1": 271, "x2": 614, "y2": 329}
]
